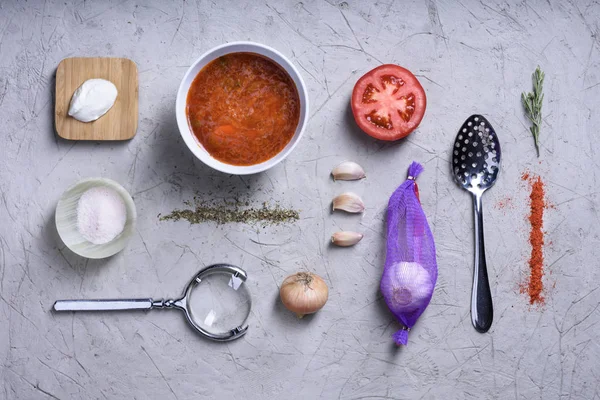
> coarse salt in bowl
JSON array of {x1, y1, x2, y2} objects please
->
[
  {"x1": 55, "y1": 178, "x2": 136, "y2": 259},
  {"x1": 176, "y1": 41, "x2": 310, "y2": 175}
]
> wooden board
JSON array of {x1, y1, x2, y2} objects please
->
[{"x1": 55, "y1": 57, "x2": 138, "y2": 140}]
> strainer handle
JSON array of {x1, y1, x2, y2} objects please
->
[
  {"x1": 54, "y1": 298, "x2": 154, "y2": 311},
  {"x1": 53, "y1": 298, "x2": 185, "y2": 311},
  {"x1": 471, "y1": 193, "x2": 493, "y2": 333}
]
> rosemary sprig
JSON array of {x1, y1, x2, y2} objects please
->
[{"x1": 521, "y1": 66, "x2": 545, "y2": 157}]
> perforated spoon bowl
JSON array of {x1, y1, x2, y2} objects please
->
[{"x1": 451, "y1": 115, "x2": 501, "y2": 333}]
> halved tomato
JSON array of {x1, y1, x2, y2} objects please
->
[{"x1": 351, "y1": 64, "x2": 426, "y2": 141}]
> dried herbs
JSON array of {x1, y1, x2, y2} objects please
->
[
  {"x1": 521, "y1": 66, "x2": 545, "y2": 157},
  {"x1": 159, "y1": 198, "x2": 299, "y2": 226}
]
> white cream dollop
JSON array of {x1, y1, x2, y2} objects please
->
[{"x1": 68, "y1": 79, "x2": 118, "y2": 123}]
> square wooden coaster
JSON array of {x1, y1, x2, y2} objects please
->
[{"x1": 55, "y1": 57, "x2": 138, "y2": 140}]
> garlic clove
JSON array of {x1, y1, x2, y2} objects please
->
[
  {"x1": 331, "y1": 161, "x2": 366, "y2": 181},
  {"x1": 332, "y1": 192, "x2": 365, "y2": 213},
  {"x1": 331, "y1": 231, "x2": 363, "y2": 246}
]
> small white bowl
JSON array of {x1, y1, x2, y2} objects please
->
[
  {"x1": 55, "y1": 178, "x2": 136, "y2": 259},
  {"x1": 176, "y1": 41, "x2": 309, "y2": 175}
]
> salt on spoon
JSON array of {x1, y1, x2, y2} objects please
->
[{"x1": 77, "y1": 186, "x2": 126, "y2": 245}]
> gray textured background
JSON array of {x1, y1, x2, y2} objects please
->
[{"x1": 1, "y1": 0, "x2": 599, "y2": 399}]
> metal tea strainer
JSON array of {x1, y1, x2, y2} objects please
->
[
  {"x1": 451, "y1": 114, "x2": 501, "y2": 333},
  {"x1": 54, "y1": 264, "x2": 251, "y2": 341}
]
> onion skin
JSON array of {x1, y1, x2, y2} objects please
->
[{"x1": 280, "y1": 272, "x2": 329, "y2": 317}]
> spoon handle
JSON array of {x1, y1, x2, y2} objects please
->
[
  {"x1": 53, "y1": 299, "x2": 154, "y2": 311},
  {"x1": 471, "y1": 193, "x2": 493, "y2": 332}
]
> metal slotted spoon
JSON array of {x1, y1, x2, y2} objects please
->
[{"x1": 451, "y1": 115, "x2": 501, "y2": 333}]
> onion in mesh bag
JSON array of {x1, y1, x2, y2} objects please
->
[
  {"x1": 380, "y1": 162, "x2": 437, "y2": 345},
  {"x1": 381, "y1": 261, "x2": 434, "y2": 312}
]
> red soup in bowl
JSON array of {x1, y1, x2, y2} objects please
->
[{"x1": 186, "y1": 52, "x2": 301, "y2": 166}]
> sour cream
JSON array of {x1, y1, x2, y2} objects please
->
[{"x1": 68, "y1": 79, "x2": 118, "y2": 123}]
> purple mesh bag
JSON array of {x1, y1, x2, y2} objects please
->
[{"x1": 380, "y1": 162, "x2": 438, "y2": 345}]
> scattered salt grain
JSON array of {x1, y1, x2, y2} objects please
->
[{"x1": 77, "y1": 186, "x2": 127, "y2": 245}]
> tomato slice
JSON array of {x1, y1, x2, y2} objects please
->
[{"x1": 351, "y1": 64, "x2": 426, "y2": 141}]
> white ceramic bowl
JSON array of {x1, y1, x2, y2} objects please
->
[
  {"x1": 176, "y1": 42, "x2": 309, "y2": 175},
  {"x1": 55, "y1": 178, "x2": 137, "y2": 259}
]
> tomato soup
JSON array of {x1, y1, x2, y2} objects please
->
[{"x1": 186, "y1": 53, "x2": 301, "y2": 166}]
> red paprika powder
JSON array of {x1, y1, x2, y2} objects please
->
[{"x1": 521, "y1": 173, "x2": 545, "y2": 305}]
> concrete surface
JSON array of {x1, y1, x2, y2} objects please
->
[{"x1": 1, "y1": 0, "x2": 599, "y2": 399}]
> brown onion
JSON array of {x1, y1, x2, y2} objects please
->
[{"x1": 279, "y1": 272, "x2": 329, "y2": 317}]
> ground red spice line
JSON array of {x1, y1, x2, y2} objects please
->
[{"x1": 521, "y1": 172, "x2": 545, "y2": 304}]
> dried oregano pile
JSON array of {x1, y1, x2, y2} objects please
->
[{"x1": 159, "y1": 197, "x2": 299, "y2": 225}]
